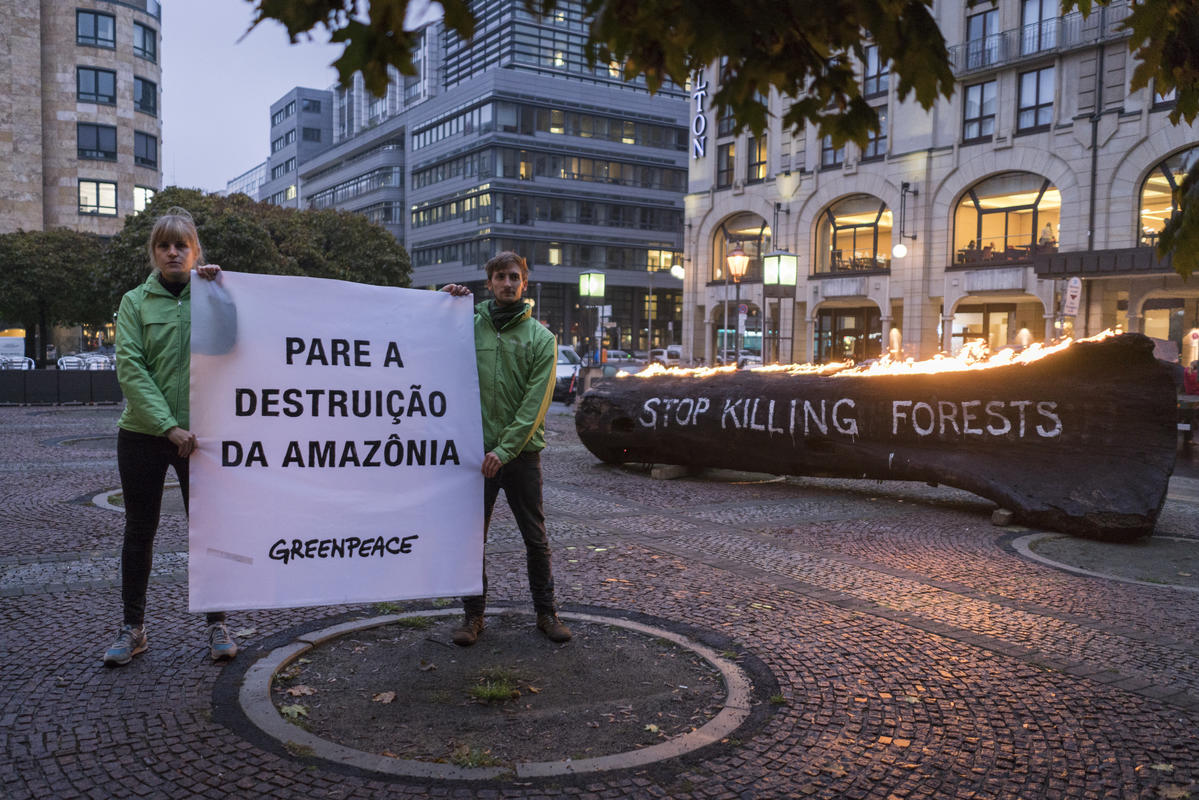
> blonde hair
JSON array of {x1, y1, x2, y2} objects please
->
[{"x1": 147, "y1": 206, "x2": 205, "y2": 268}]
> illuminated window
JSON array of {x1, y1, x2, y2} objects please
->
[
  {"x1": 815, "y1": 195, "x2": 892, "y2": 273},
  {"x1": 1139, "y1": 145, "x2": 1199, "y2": 246},
  {"x1": 954, "y1": 172, "x2": 1060, "y2": 264},
  {"x1": 711, "y1": 212, "x2": 769, "y2": 282},
  {"x1": 746, "y1": 135, "x2": 767, "y2": 182}
]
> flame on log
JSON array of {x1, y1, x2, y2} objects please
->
[{"x1": 575, "y1": 333, "x2": 1177, "y2": 542}]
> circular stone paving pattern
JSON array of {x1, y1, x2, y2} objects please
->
[{"x1": 237, "y1": 609, "x2": 763, "y2": 781}]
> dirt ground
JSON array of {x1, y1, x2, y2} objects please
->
[{"x1": 270, "y1": 613, "x2": 727, "y2": 767}]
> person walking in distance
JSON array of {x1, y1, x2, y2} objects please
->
[
  {"x1": 441, "y1": 251, "x2": 571, "y2": 645},
  {"x1": 103, "y1": 207, "x2": 239, "y2": 666}
]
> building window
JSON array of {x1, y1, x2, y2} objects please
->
[
  {"x1": 954, "y1": 172, "x2": 1060, "y2": 264},
  {"x1": 863, "y1": 46, "x2": 889, "y2": 98},
  {"x1": 134, "y1": 77, "x2": 157, "y2": 115},
  {"x1": 963, "y1": 80, "x2": 997, "y2": 142},
  {"x1": 1017, "y1": 66, "x2": 1054, "y2": 132},
  {"x1": 271, "y1": 100, "x2": 297, "y2": 127},
  {"x1": 77, "y1": 67, "x2": 116, "y2": 105},
  {"x1": 77, "y1": 10, "x2": 115, "y2": 48},
  {"x1": 271, "y1": 158, "x2": 296, "y2": 180},
  {"x1": 1153, "y1": 82, "x2": 1178, "y2": 107},
  {"x1": 716, "y1": 142, "x2": 735, "y2": 188},
  {"x1": 746, "y1": 136, "x2": 767, "y2": 183},
  {"x1": 815, "y1": 194, "x2": 892, "y2": 273},
  {"x1": 77, "y1": 123, "x2": 117, "y2": 160},
  {"x1": 1021, "y1": 0, "x2": 1058, "y2": 56},
  {"x1": 821, "y1": 135, "x2": 844, "y2": 169},
  {"x1": 134, "y1": 186, "x2": 155, "y2": 213},
  {"x1": 134, "y1": 132, "x2": 158, "y2": 168},
  {"x1": 1139, "y1": 145, "x2": 1199, "y2": 246},
  {"x1": 302, "y1": 127, "x2": 322, "y2": 142},
  {"x1": 79, "y1": 179, "x2": 117, "y2": 215},
  {"x1": 302, "y1": 98, "x2": 322, "y2": 113},
  {"x1": 862, "y1": 110, "x2": 887, "y2": 160},
  {"x1": 711, "y1": 211, "x2": 769, "y2": 282},
  {"x1": 964, "y1": 9, "x2": 999, "y2": 70},
  {"x1": 133, "y1": 22, "x2": 157, "y2": 61},
  {"x1": 717, "y1": 107, "x2": 736, "y2": 138}
]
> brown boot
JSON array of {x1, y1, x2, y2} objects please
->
[
  {"x1": 452, "y1": 615, "x2": 484, "y2": 647},
  {"x1": 536, "y1": 612, "x2": 572, "y2": 643}
]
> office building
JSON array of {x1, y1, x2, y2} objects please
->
[
  {"x1": 250, "y1": 0, "x2": 691, "y2": 353},
  {"x1": 0, "y1": 0, "x2": 163, "y2": 235},
  {"x1": 683, "y1": 0, "x2": 1199, "y2": 367}
]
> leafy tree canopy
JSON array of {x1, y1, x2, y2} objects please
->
[
  {"x1": 248, "y1": 0, "x2": 1199, "y2": 275},
  {"x1": 0, "y1": 228, "x2": 109, "y2": 362},
  {"x1": 100, "y1": 187, "x2": 412, "y2": 309}
]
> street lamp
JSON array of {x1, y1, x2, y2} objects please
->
[
  {"x1": 891, "y1": 181, "x2": 918, "y2": 259},
  {"x1": 579, "y1": 271, "x2": 605, "y2": 362},
  {"x1": 762, "y1": 249, "x2": 797, "y2": 363},
  {"x1": 726, "y1": 244, "x2": 749, "y2": 364}
]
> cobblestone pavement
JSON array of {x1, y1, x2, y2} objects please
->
[{"x1": 2, "y1": 403, "x2": 1198, "y2": 799}]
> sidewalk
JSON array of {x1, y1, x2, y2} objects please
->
[{"x1": 2, "y1": 403, "x2": 1198, "y2": 799}]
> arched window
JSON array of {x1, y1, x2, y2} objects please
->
[
  {"x1": 953, "y1": 172, "x2": 1059, "y2": 266},
  {"x1": 711, "y1": 212, "x2": 770, "y2": 281},
  {"x1": 814, "y1": 194, "x2": 892, "y2": 273},
  {"x1": 1139, "y1": 145, "x2": 1199, "y2": 247}
]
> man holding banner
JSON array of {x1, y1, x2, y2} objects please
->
[{"x1": 442, "y1": 252, "x2": 572, "y2": 646}]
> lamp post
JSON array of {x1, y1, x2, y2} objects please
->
[
  {"x1": 579, "y1": 271, "x2": 605, "y2": 362},
  {"x1": 726, "y1": 244, "x2": 749, "y2": 365},
  {"x1": 762, "y1": 249, "x2": 798, "y2": 363},
  {"x1": 891, "y1": 181, "x2": 918, "y2": 260}
]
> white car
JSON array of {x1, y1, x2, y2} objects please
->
[
  {"x1": 649, "y1": 345, "x2": 682, "y2": 366},
  {"x1": 554, "y1": 345, "x2": 582, "y2": 401}
]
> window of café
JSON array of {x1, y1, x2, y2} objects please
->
[
  {"x1": 953, "y1": 173, "x2": 1060, "y2": 266},
  {"x1": 1139, "y1": 145, "x2": 1198, "y2": 247},
  {"x1": 711, "y1": 212, "x2": 770, "y2": 282},
  {"x1": 814, "y1": 194, "x2": 892, "y2": 273},
  {"x1": 814, "y1": 306, "x2": 882, "y2": 363}
]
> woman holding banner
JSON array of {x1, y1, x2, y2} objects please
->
[{"x1": 102, "y1": 207, "x2": 238, "y2": 666}]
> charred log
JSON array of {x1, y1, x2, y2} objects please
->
[{"x1": 576, "y1": 334, "x2": 1177, "y2": 542}]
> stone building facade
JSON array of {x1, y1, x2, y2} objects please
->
[
  {"x1": 0, "y1": 0, "x2": 163, "y2": 236},
  {"x1": 683, "y1": 0, "x2": 1199, "y2": 367}
]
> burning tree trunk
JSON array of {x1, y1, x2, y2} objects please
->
[{"x1": 576, "y1": 334, "x2": 1177, "y2": 542}]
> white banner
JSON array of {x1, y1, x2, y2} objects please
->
[{"x1": 188, "y1": 272, "x2": 484, "y2": 612}]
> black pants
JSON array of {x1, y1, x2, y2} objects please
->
[
  {"x1": 463, "y1": 451, "x2": 556, "y2": 617},
  {"x1": 117, "y1": 428, "x2": 224, "y2": 627}
]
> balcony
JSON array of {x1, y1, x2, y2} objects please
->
[
  {"x1": 1034, "y1": 245, "x2": 1175, "y2": 278},
  {"x1": 948, "y1": 2, "x2": 1131, "y2": 77}
]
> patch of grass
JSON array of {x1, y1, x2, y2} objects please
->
[
  {"x1": 720, "y1": 650, "x2": 739, "y2": 659},
  {"x1": 769, "y1": 694, "x2": 787, "y2": 705},
  {"x1": 431, "y1": 597, "x2": 455, "y2": 608},
  {"x1": 374, "y1": 601, "x2": 401, "y2": 615},
  {"x1": 449, "y1": 744, "x2": 505, "y2": 768},
  {"x1": 395, "y1": 615, "x2": 434, "y2": 630},
  {"x1": 469, "y1": 680, "x2": 520, "y2": 702}
]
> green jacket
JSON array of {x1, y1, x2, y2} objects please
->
[
  {"x1": 116, "y1": 273, "x2": 190, "y2": 436},
  {"x1": 474, "y1": 299, "x2": 556, "y2": 463}
]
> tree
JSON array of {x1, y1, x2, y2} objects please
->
[
  {"x1": 99, "y1": 187, "x2": 412, "y2": 309},
  {"x1": 0, "y1": 229, "x2": 108, "y2": 364},
  {"x1": 248, "y1": 0, "x2": 1199, "y2": 277}
]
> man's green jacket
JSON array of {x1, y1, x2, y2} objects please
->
[
  {"x1": 116, "y1": 272, "x2": 190, "y2": 436},
  {"x1": 474, "y1": 299, "x2": 556, "y2": 464}
]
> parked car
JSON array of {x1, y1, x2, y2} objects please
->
[
  {"x1": 649, "y1": 345, "x2": 682, "y2": 366},
  {"x1": 554, "y1": 345, "x2": 582, "y2": 402},
  {"x1": 603, "y1": 349, "x2": 636, "y2": 363}
]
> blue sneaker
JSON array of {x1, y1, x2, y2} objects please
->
[
  {"x1": 103, "y1": 624, "x2": 147, "y2": 666},
  {"x1": 207, "y1": 622, "x2": 238, "y2": 661}
]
